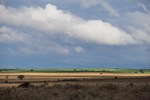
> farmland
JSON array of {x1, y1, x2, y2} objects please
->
[
  {"x1": 0, "y1": 68, "x2": 150, "y2": 100},
  {"x1": 0, "y1": 68, "x2": 150, "y2": 73}
]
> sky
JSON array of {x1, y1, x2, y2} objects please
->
[{"x1": 0, "y1": 0, "x2": 150, "y2": 68}]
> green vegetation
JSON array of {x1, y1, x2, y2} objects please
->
[{"x1": 0, "y1": 68, "x2": 150, "y2": 73}]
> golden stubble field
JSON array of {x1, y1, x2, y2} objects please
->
[
  {"x1": 0, "y1": 72, "x2": 150, "y2": 87},
  {"x1": 1, "y1": 72, "x2": 150, "y2": 77},
  {"x1": 0, "y1": 72, "x2": 149, "y2": 83}
]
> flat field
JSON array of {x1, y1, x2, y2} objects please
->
[{"x1": 0, "y1": 68, "x2": 150, "y2": 100}]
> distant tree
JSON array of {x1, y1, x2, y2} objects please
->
[
  {"x1": 30, "y1": 69, "x2": 33, "y2": 72},
  {"x1": 17, "y1": 75, "x2": 25, "y2": 80},
  {"x1": 139, "y1": 69, "x2": 144, "y2": 74},
  {"x1": 74, "y1": 69, "x2": 76, "y2": 72}
]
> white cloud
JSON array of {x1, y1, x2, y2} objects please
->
[
  {"x1": 74, "y1": 46, "x2": 84, "y2": 53},
  {"x1": 0, "y1": 4, "x2": 136, "y2": 45},
  {"x1": 0, "y1": 26, "x2": 70, "y2": 55},
  {"x1": 138, "y1": 3, "x2": 150, "y2": 13},
  {"x1": 81, "y1": 0, "x2": 100, "y2": 8},
  {"x1": 81, "y1": 0, "x2": 119, "y2": 17},
  {"x1": 0, "y1": 26, "x2": 29, "y2": 43},
  {"x1": 100, "y1": 2, "x2": 119, "y2": 17},
  {"x1": 125, "y1": 11, "x2": 150, "y2": 43},
  {"x1": 132, "y1": 29, "x2": 150, "y2": 43}
]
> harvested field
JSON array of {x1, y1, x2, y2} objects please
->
[
  {"x1": 0, "y1": 72, "x2": 150, "y2": 83},
  {"x1": 1, "y1": 72, "x2": 150, "y2": 77}
]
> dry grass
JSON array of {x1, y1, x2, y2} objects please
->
[
  {"x1": 1, "y1": 72, "x2": 150, "y2": 77},
  {"x1": 0, "y1": 82, "x2": 150, "y2": 100},
  {"x1": 0, "y1": 72, "x2": 150, "y2": 81},
  {"x1": 0, "y1": 73, "x2": 150, "y2": 100}
]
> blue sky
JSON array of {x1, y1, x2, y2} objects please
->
[{"x1": 0, "y1": 0, "x2": 150, "y2": 68}]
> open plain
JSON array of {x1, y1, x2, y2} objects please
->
[{"x1": 0, "y1": 71, "x2": 150, "y2": 100}]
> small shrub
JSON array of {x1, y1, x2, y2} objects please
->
[
  {"x1": 4, "y1": 80, "x2": 9, "y2": 83},
  {"x1": 64, "y1": 84, "x2": 84, "y2": 90},
  {"x1": 6, "y1": 75, "x2": 9, "y2": 79},
  {"x1": 101, "y1": 83, "x2": 118, "y2": 90},
  {"x1": 17, "y1": 75, "x2": 25, "y2": 80},
  {"x1": 62, "y1": 79, "x2": 80, "y2": 81},
  {"x1": 18, "y1": 82, "x2": 33, "y2": 88},
  {"x1": 127, "y1": 83, "x2": 134, "y2": 88}
]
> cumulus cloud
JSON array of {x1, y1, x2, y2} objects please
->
[
  {"x1": 0, "y1": 4, "x2": 136, "y2": 45},
  {"x1": 81, "y1": 0, "x2": 119, "y2": 17}
]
